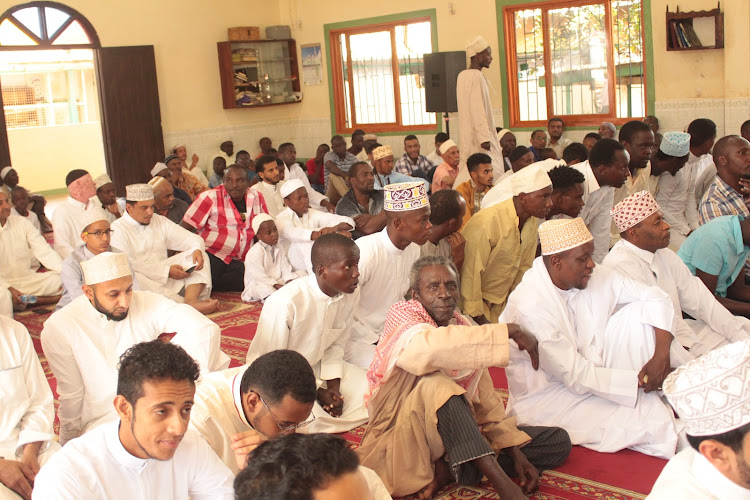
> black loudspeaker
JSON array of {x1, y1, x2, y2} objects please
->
[{"x1": 424, "y1": 51, "x2": 466, "y2": 113}]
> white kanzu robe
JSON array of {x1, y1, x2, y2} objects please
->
[
  {"x1": 41, "y1": 291, "x2": 230, "y2": 444},
  {"x1": 284, "y1": 162, "x2": 331, "y2": 210},
  {"x1": 111, "y1": 212, "x2": 211, "y2": 301},
  {"x1": 0, "y1": 215, "x2": 62, "y2": 296},
  {"x1": 605, "y1": 240, "x2": 750, "y2": 356},
  {"x1": 246, "y1": 275, "x2": 368, "y2": 433},
  {"x1": 241, "y1": 241, "x2": 298, "y2": 302},
  {"x1": 275, "y1": 207, "x2": 355, "y2": 272},
  {"x1": 569, "y1": 161, "x2": 615, "y2": 264},
  {"x1": 0, "y1": 316, "x2": 59, "y2": 500},
  {"x1": 499, "y1": 258, "x2": 690, "y2": 459},
  {"x1": 32, "y1": 421, "x2": 235, "y2": 500},
  {"x1": 51, "y1": 197, "x2": 101, "y2": 259},
  {"x1": 646, "y1": 447, "x2": 750, "y2": 499},
  {"x1": 655, "y1": 169, "x2": 698, "y2": 251},
  {"x1": 345, "y1": 228, "x2": 421, "y2": 369},
  {"x1": 0, "y1": 287, "x2": 11, "y2": 319},
  {"x1": 454, "y1": 69, "x2": 504, "y2": 186},
  {"x1": 250, "y1": 180, "x2": 286, "y2": 217}
]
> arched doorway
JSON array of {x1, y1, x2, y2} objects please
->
[{"x1": 0, "y1": 1, "x2": 165, "y2": 196}]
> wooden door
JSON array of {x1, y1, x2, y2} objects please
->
[{"x1": 96, "y1": 46, "x2": 163, "y2": 196}]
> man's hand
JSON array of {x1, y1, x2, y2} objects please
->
[
  {"x1": 192, "y1": 250, "x2": 205, "y2": 271},
  {"x1": 504, "y1": 447, "x2": 540, "y2": 494},
  {"x1": 353, "y1": 214, "x2": 374, "y2": 230},
  {"x1": 273, "y1": 284, "x2": 284, "y2": 290},
  {"x1": 105, "y1": 203, "x2": 120, "y2": 216},
  {"x1": 507, "y1": 323, "x2": 539, "y2": 370},
  {"x1": 740, "y1": 178, "x2": 750, "y2": 202},
  {"x1": 336, "y1": 231, "x2": 353, "y2": 239},
  {"x1": 317, "y1": 387, "x2": 344, "y2": 417},
  {"x1": 321, "y1": 200, "x2": 335, "y2": 213},
  {"x1": 480, "y1": 141, "x2": 491, "y2": 151},
  {"x1": 190, "y1": 153, "x2": 199, "y2": 168},
  {"x1": 231, "y1": 429, "x2": 268, "y2": 471},
  {"x1": 446, "y1": 232, "x2": 465, "y2": 267},
  {"x1": 0, "y1": 459, "x2": 34, "y2": 500},
  {"x1": 20, "y1": 442, "x2": 41, "y2": 480},
  {"x1": 638, "y1": 353, "x2": 671, "y2": 392},
  {"x1": 8, "y1": 287, "x2": 23, "y2": 306},
  {"x1": 169, "y1": 265, "x2": 189, "y2": 280}
]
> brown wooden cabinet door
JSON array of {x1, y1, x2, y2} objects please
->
[{"x1": 96, "y1": 46, "x2": 163, "y2": 196}]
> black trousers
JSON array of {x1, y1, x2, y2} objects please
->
[
  {"x1": 436, "y1": 395, "x2": 572, "y2": 485},
  {"x1": 208, "y1": 252, "x2": 245, "y2": 292}
]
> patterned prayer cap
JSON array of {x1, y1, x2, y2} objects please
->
[
  {"x1": 539, "y1": 218, "x2": 593, "y2": 256},
  {"x1": 660, "y1": 131, "x2": 691, "y2": 158},
  {"x1": 465, "y1": 35, "x2": 490, "y2": 58},
  {"x1": 363, "y1": 133, "x2": 378, "y2": 141},
  {"x1": 148, "y1": 176, "x2": 169, "y2": 189},
  {"x1": 383, "y1": 182, "x2": 429, "y2": 212},
  {"x1": 664, "y1": 340, "x2": 750, "y2": 436},
  {"x1": 280, "y1": 179, "x2": 305, "y2": 198},
  {"x1": 511, "y1": 163, "x2": 552, "y2": 196},
  {"x1": 439, "y1": 139, "x2": 458, "y2": 155},
  {"x1": 171, "y1": 143, "x2": 186, "y2": 153},
  {"x1": 125, "y1": 183, "x2": 154, "y2": 202},
  {"x1": 93, "y1": 174, "x2": 113, "y2": 190},
  {"x1": 251, "y1": 213, "x2": 274, "y2": 234},
  {"x1": 150, "y1": 162, "x2": 168, "y2": 177},
  {"x1": 0, "y1": 166, "x2": 13, "y2": 179},
  {"x1": 81, "y1": 251, "x2": 131, "y2": 285},
  {"x1": 78, "y1": 208, "x2": 109, "y2": 234},
  {"x1": 610, "y1": 190, "x2": 660, "y2": 233},
  {"x1": 372, "y1": 145, "x2": 393, "y2": 161}
]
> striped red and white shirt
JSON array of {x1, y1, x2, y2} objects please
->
[{"x1": 183, "y1": 185, "x2": 268, "y2": 263}]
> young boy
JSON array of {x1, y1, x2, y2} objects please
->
[
  {"x1": 241, "y1": 213, "x2": 299, "y2": 302},
  {"x1": 208, "y1": 156, "x2": 227, "y2": 188},
  {"x1": 275, "y1": 179, "x2": 355, "y2": 272},
  {"x1": 245, "y1": 233, "x2": 369, "y2": 434},
  {"x1": 10, "y1": 185, "x2": 41, "y2": 232}
]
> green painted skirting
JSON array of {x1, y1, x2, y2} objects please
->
[{"x1": 35, "y1": 187, "x2": 67, "y2": 198}]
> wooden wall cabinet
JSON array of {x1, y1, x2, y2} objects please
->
[
  {"x1": 217, "y1": 39, "x2": 301, "y2": 109},
  {"x1": 666, "y1": 3, "x2": 724, "y2": 51}
]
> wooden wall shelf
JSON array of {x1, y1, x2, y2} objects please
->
[{"x1": 666, "y1": 3, "x2": 724, "y2": 51}]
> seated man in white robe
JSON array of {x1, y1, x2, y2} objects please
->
[
  {"x1": 0, "y1": 287, "x2": 11, "y2": 318},
  {"x1": 500, "y1": 218, "x2": 693, "y2": 459},
  {"x1": 51, "y1": 169, "x2": 99, "y2": 259},
  {"x1": 91, "y1": 174, "x2": 121, "y2": 223},
  {"x1": 41, "y1": 251, "x2": 229, "y2": 445},
  {"x1": 358, "y1": 256, "x2": 571, "y2": 499},
  {"x1": 235, "y1": 434, "x2": 390, "y2": 500},
  {"x1": 58, "y1": 210, "x2": 140, "y2": 310},
  {"x1": 33, "y1": 340, "x2": 234, "y2": 499},
  {"x1": 420, "y1": 189, "x2": 467, "y2": 272},
  {"x1": 648, "y1": 340, "x2": 750, "y2": 499},
  {"x1": 345, "y1": 182, "x2": 432, "y2": 369},
  {"x1": 0, "y1": 191, "x2": 62, "y2": 310},
  {"x1": 250, "y1": 156, "x2": 286, "y2": 217},
  {"x1": 0, "y1": 316, "x2": 59, "y2": 500},
  {"x1": 111, "y1": 183, "x2": 217, "y2": 315},
  {"x1": 605, "y1": 191, "x2": 750, "y2": 356},
  {"x1": 246, "y1": 234, "x2": 368, "y2": 433},
  {"x1": 276, "y1": 179, "x2": 355, "y2": 273}
]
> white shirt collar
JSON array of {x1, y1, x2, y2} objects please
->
[
  {"x1": 379, "y1": 227, "x2": 405, "y2": 256},
  {"x1": 121, "y1": 210, "x2": 147, "y2": 228},
  {"x1": 67, "y1": 195, "x2": 90, "y2": 209},
  {"x1": 231, "y1": 370, "x2": 252, "y2": 428},
  {"x1": 692, "y1": 448, "x2": 750, "y2": 499},
  {"x1": 104, "y1": 421, "x2": 151, "y2": 471},
  {"x1": 304, "y1": 274, "x2": 344, "y2": 303},
  {"x1": 620, "y1": 238, "x2": 656, "y2": 266}
]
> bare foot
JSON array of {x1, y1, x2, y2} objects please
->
[
  {"x1": 186, "y1": 298, "x2": 219, "y2": 315},
  {"x1": 416, "y1": 458, "x2": 453, "y2": 500}
]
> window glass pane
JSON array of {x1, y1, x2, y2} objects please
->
[
  {"x1": 348, "y1": 30, "x2": 395, "y2": 125},
  {"x1": 12, "y1": 7, "x2": 41, "y2": 39},
  {"x1": 395, "y1": 22, "x2": 435, "y2": 126},
  {"x1": 612, "y1": 0, "x2": 645, "y2": 117},
  {"x1": 45, "y1": 7, "x2": 71, "y2": 38},
  {"x1": 52, "y1": 20, "x2": 91, "y2": 45},
  {"x1": 0, "y1": 19, "x2": 38, "y2": 45},
  {"x1": 548, "y1": 3, "x2": 609, "y2": 116},
  {"x1": 514, "y1": 9, "x2": 547, "y2": 122}
]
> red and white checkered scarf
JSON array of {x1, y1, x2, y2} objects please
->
[{"x1": 365, "y1": 299, "x2": 474, "y2": 407}]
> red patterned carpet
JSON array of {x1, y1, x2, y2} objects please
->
[{"x1": 15, "y1": 292, "x2": 664, "y2": 500}]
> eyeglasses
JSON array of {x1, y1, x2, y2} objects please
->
[
  {"x1": 83, "y1": 229, "x2": 114, "y2": 238},
  {"x1": 254, "y1": 392, "x2": 315, "y2": 433}
]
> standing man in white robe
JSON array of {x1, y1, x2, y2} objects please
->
[
  {"x1": 0, "y1": 316, "x2": 59, "y2": 500},
  {"x1": 0, "y1": 192, "x2": 63, "y2": 309},
  {"x1": 500, "y1": 218, "x2": 692, "y2": 459},
  {"x1": 33, "y1": 340, "x2": 234, "y2": 499},
  {"x1": 276, "y1": 179, "x2": 354, "y2": 273},
  {"x1": 344, "y1": 182, "x2": 432, "y2": 369},
  {"x1": 51, "y1": 169, "x2": 99, "y2": 259},
  {"x1": 111, "y1": 184, "x2": 217, "y2": 315},
  {"x1": 246, "y1": 234, "x2": 368, "y2": 433},
  {"x1": 41, "y1": 252, "x2": 229, "y2": 445},
  {"x1": 605, "y1": 191, "x2": 750, "y2": 356},
  {"x1": 454, "y1": 36, "x2": 504, "y2": 186},
  {"x1": 648, "y1": 340, "x2": 750, "y2": 499}
]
